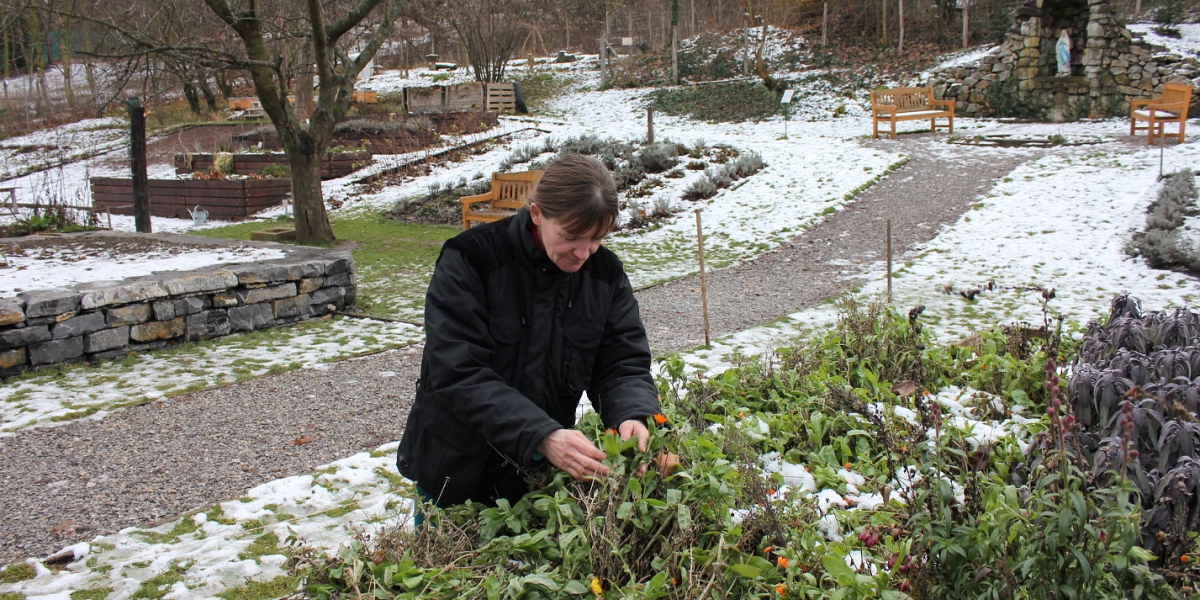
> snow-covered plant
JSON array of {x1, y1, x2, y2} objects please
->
[
  {"x1": 682, "y1": 176, "x2": 718, "y2": 201},
  {"x1": 1127, "y1": 169, "x2": 1200, "y2": 273},
  {"x1": 635, "y1": 143, "x2": 679, "y2": 174}
]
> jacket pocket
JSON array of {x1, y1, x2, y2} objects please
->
[
  {"x1": 488, "y1": 314, "x2": 522, "y2": 377},
  {"x1": 563, "y1": 317, "x2": 605, "y2": 393}
]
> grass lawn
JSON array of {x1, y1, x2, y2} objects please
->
[{"x1": 193, "y1": 212, "x2": 458, "y2": 322}]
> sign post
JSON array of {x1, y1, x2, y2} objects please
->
[{"x1": 780, "y1": 89, "x2": 795, "y2": 139}]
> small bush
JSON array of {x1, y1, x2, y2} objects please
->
[
  {"x1": 682, "y1": 177, "x2": 718, "y2": 201},
  {"x1": 636, "y1": 143, "x2": 679, "y2": 174},
  {"x1": 1127, "y1": 169, "x2": 1200, "y2": 272},
  {"x1": 259, "y1": 163, "x2": 290, "y2": 178},
  {"x1": 213, "y1": 152, "x2": 234, "y2": 175},
  {"x1": 648, "y1": 82, "x2": 781, "y2": 123},
  {"x1": 1154, "y1": 0, "x2": 1186, "y2": 25}
]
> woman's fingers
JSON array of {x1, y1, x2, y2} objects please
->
[{"x1": 540, "y1": 429, "x2": 610, "y2": 479}]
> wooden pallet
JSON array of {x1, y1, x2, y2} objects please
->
[{"x1": 485, "y1": 83, "x2": 516, "y2": 113}]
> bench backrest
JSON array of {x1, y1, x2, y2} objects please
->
[
  {"x1": 491, "y1": 170, "x2": 544, "y2": 210},
  {"x1": 1160, "y1": 83, "x2": 1194, "y2": 108},
  {"x1": 871, "y1": 87, "x2": 934, "y2": 112}
]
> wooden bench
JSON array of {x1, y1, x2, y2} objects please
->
[
  {"x1": 871, "y1": 87, "x2": 955, "y2": 139},
  {"x1": 460, "y1": 171, "x2": 544, "y2": 230},
  {"x1": 1131, "y1": 83, "x2": 1193, "y2": 145}
]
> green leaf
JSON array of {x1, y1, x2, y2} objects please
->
[
  {"x1": 617, "y1": 502, "x2": 633, "y2": 519},
  {"x1": 821, "y1": 554, "x2": 854, "y2": 579},
  {"x1": 727, "y1": 563, "x2": 762, "y2": 579},
  {"x1": 521, "y1": 574, "x2": 560, "y2": 591},
  {"x1": 678, "y1": 504, "x2": 692, "y2": 529},
  {"x1": 563, "y1": 580, "x2": 590, "y2": 595}
]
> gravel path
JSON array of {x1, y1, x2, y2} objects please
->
[
  {"x1": 638, "y1": 134, "x2": 1042, "y2": 353},
  {"x1": 0, "y1": 134, "x2": 1041, "y2": 564}
]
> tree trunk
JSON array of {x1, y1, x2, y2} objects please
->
[
  {"x1": 962, "y1": 1, "x2": 969, "y2": 47},
  {"x1": 60, "y1": 24, "x2": 75, "y2": 117},
  {"x1": 198, "y1": 78, "x2": 219, "y2": 114},
  {"x1": 183, "y1": 82, "x2": 202, "y2": 115},
  {"x1": 898, "y1": 0, "x2": 904, "y2": 54},
  {"x1": 215, "y1": 71, "x2": 233, "y2": 99},
  {"x1": 286, "y1": 149, "x2": 335, "y2": 244}
]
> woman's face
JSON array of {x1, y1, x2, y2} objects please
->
[{"x1": 530, "y1": 203, "x2": 606, "y2": 273}]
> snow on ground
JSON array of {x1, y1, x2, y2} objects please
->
[
  {"x1": 0, "y1": 317, "x2": 421, "y2": 434},
  {"x1": 0, "y1": 244, "x2": 286, "y2": 296},
  {"x1": 1129, "y1": 22, "x2": 1200, "y2": 58},
  {"x1": 0, "y1": 117, "x2": 128, "y2": 181},
  {"x1": 925, "y1": 44, "x2": 1000, "y2": 74}
]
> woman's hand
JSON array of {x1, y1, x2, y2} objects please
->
[
  {"x1": 618, "y1": 419, "x2": 650, "y2": 477},
  {"x1": 538, "y1": 429, "x2": 610, "y2": 480}
]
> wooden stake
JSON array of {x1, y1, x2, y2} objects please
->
[
  {"x1": 106, "y1": 208, "x2": 112, "y2": 231},
  {"x1": 647, "y1": 107, "x2": 655, "y2": 144},
  {"x1": 962, "y1": 1, "x2": 969, "y2": 48},
  {"x1": 886, "y1": 219, "x2": 893, "y2": 303},
  {"x1": 599, "y1": 38, "x2": 607, "y2": 87},
  {"x1": 822, "y1": 2, "x2": 828, "y2": 46},
  {"x1": 898, "y1": 0, "x2": 904, "y2": 54},
  {"x1": 696, "y1": 209, "x2": 710, "y2": 347},
  {"x1": 128, "y1": 97, "x2": 150, "y2": 233}
]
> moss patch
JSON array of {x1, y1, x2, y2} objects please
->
[
  {"x1": 237, "y1": 531, "x2": 282, "y2": 561},
  {"x1": 215, "y1": 575, "x2": 298, "y2": 600},
  {"x1": 70, "y1": 589, "x2": 113, "y2": 600},
  {"x1": 0, "y1": 563, "x2": 35, "y2": 584}
]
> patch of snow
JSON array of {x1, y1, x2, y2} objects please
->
[{"x1": 1129, "y1": 23, "x2": 1200, "y2": 59}]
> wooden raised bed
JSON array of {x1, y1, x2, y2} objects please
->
[
  {"x1": 231, "y1": 113, "x2": 497, "y2": 154},
  {"x1": 173, "y1": 151, "x2": 372, "y2": 180},
  {"x1": 89, "y1": 177, "x2": 291, "y2": 221}
]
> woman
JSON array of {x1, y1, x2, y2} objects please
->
[{"x1": 396, "y1": 153, "x2": 662, "y2": 511}]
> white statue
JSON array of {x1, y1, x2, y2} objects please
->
[{"x1": 1056, "y1": 29, "x2": 1072, "y2": 76}]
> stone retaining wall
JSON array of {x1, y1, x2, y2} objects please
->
[
  {"x1": 927, "y1": 0, "x2": 1200, "y2": 121},
  {"x1": 0, "y1": 235, "x2": 357, "y2": 377}
]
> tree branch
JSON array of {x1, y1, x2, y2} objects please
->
[{"x1": 326, "y1": 0, "x2": 387, "y2": 43}]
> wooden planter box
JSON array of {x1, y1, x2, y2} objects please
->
[
  {"x1": 231, "y1": 113, "x2": 496, "y2": 154},
  {"x1": 89, "y1": 177, "x2": 291, "y2": 221},
  {"x1": 173, "y1": 151, "x2": 372, "y2": 180}
]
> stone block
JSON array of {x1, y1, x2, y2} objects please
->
[
  {"x1": 229, "y1": 303, "x2": 274, "y2": 332},
  {"x1": 29, "y1": 337, "x2": 83, "y2": 365},
  {"x1": 249, "y1": 227, "x2": 296, "y2": 242},
  {"x1": 283, "y1": 261, "x2": 323, "y2": 281},
  {"x1": 187, "y1": 309, "x2": 231, "y2": 341},
  {"x1": 52, "y1": 311, "x2": 107, "y2": 340},
  {"x1": 273, "y1": 294, "x2": 311, "y2": 320},
  {"x1": 327, "y1": 272, "x2": 356, "y2": 288},
  {"x1": 163, "y1": 271, "x2": 238, "y2": 295},
  {"x1": 228, "y1": 263, "x2": 290, "y2": 285},
  {"x1": 78, "y1": 280, "x2": 167, "y2": 310},
  {"x1": 344, "y1": 285, "x2": 358, "y2": 308},
  {"x1": 25, "y1": 316, "x2": 57, "y2": 326},
  {"x1": 19, "y1": 289, "x2": 81, "y2": 318},
  {"x1": 131, "y1": 318, "x2": 185, "y2": 342},
  {"x1": 152, "y1": 299, "x2": 176, "y2": 321},
  {"x1": 106, "y1": 303, "x2": 152, "y2": 327},
  {"x1": 85, "y1": 326, "x2": 130, "y2": 353},
  {"x1": 310, "y1": 286, "x2": 346, "y2": 307},
  {"x1": 0, "y1": 299, "x2": 24, "y2": 326},
  {"x1": 88, "y1": 348, "x2": 129, "y2": 362},
  {"x1": 323, "y1": 252, "x2": 354, "y2": 275},
  {"x1": 237, "y1": 283, "x2": 297, "y2": 305},
  {"x1": 0, "y1": 347, "x2": 26, "y2": 369},
  {"x1": 212, "y1": 292, "x2": 239, "y2": 308},
  {"x1": 0, "y1": 325, "x2": 50, "y2": 349},
  {"x1": 173, "y1": 296, "x2": 210, "y2": 317},
  {"x1": 130, "y1": 340, "x2": 168, "y2": 352},
  {"x1": 298, "y1": 277, "x2": 324, "y2": 294}
]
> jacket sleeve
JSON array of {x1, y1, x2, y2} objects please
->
[
  {"x1": 588, "y1": 271, "x2": 662, "y2": 429},
  {"x1": 423, "y1": 248, "x2": 563, "y2": 468}
]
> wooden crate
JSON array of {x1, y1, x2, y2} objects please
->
[
  {"x1": 174, "y1": 152, "x2": 372, "y2": 180},
  {"x1": 404, "y1": 86, "x2": 445, "y2": 113},
  {"x1": 227, "y1": 97, "x2": 260, "y2": 110},
  {"x1": 90, "y1": 177, "x2": 292, "y2": 220},
  {"x1": 485, "y1": 83, "x2": 516, "y2": 113},
  {"x1": 446, "y1": 83, "x2": 485, "y2": 111},
  {"x1": 352, "y1": 90, "x2": 379, "y2": 103}
]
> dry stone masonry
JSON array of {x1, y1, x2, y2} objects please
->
[
  {"x1": 0, "y1": 234, "x2": 357, "y2": 376},
  {"x1": 928, "y1": 0, "x2": 1200, "y2": 121}
]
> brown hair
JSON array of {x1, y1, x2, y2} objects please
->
[{"x1": 528, "y1": 153, "x2": 618, "y2": 236}]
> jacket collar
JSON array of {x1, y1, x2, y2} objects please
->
[{"x1": 510, "y1": 208, "x2": 563, "y2": 277}]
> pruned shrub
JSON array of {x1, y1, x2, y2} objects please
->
[
  {"x1": 682, "y1": 176, "x2": 718, "y2": 201},
  {"x1": 635, "y1": 143, "x2": 680, "y2": 174},
  {"x1": 1127, "y1": 169, "x2": 1200, "y2": 273}
]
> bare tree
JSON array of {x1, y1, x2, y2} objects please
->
[
  {"x1": 418, "y1": 0, "x2": 533, "y2": 83},
  {"x1": 61, "y1": 0, "x2": 407, "y2": 243}
]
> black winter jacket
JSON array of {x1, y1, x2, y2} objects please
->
[{"x1": 396, "y1": 208, "x2": 661, "y2": 505}]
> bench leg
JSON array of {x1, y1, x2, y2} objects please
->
[
  {"x1": 1179, "y1": 119, "x2": 1186, "y2": 144},
  {"x1": 873, "y1": 117, "x2": 878, "y2": 138},
  {"x1": 890, "y1": 117, "x2": 898, "y2": 139}
]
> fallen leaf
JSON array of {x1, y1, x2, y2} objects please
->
[
  {"x1": 655, "y1": 452, "x2": 682, "y2": 475},
  {"x1": 51, "y1": 519, "x2": 77, "y2": 536},
  {"x1": 891, "y1": 380, "x2": 918, "y2": 397},
  {"x1": 289, "y1": 435, "x2": 316, "y2": 446}
]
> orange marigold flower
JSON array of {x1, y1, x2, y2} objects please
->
[
  {"x1": 670, "y1": 577, "x2": 677, "y2": 586},
  {"x1": 777, "y1": 557, "x2": 789, "y2": 569},
  {"x1": 764, "y1": 546, "x2": 774, "y2": 554},
  {"x1": 900, "y1": 445, "x2": 908, "y2": 452},
  {"x1": 653, "y1": 413, "x2": 667, "y2": 425},
  {"x1": 607, "y1": 428, "x2": 618, "y2": 435},
  {"x1": 738, "y1": 412, "x2": 746, "y2": 418},
  {"x1": 844, "y1": 462, "x2": 852, "y2": 470},
  {"x1": 776, "y1": 583, "x2": 786, "y2": 596},
  {"x1": 767, "y1": 488, "x2": 776, "y2": 495}
]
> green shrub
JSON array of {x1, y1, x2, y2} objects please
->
[
  {"x1": 258, "y1": 163, "x2": 290, "y2": 178},
  {"x1": 648, "y1": 82, "x2": 781, "y2": 123},
  {"x1": 1126, "y1": 169, "x2": 1200, "y2": 272}
]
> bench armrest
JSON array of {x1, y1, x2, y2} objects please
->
[
  {"x1": 460, "y1": 192, "x2": 496, "y2": 208},
  {"x1": 931, "y1": 99, "x2": 955, "y2": 110},
  {"x1": 873, "y1": 105, "x2": 897, "y2": 115},
  {"x1": 1144, "y1": 101, "x2": 1188, "y2": 112},
  {"x1": 1131, "y1": 98, "x2": 1156, "y2": 110}
]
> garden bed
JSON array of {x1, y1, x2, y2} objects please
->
[
  {"x1": 173, "y1": 151, "x2": 373, "y2": 179},
  {"x1": 89, "y1": 177, "x2": 291, "y2": 221},
  {"x1": 232, "y1": 112, "x2": 497, "y2": 154}
]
